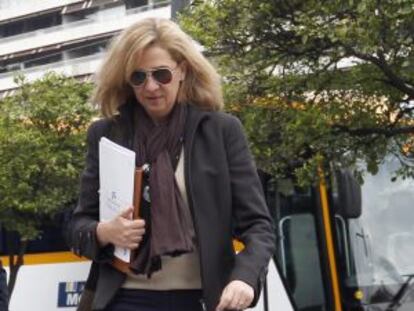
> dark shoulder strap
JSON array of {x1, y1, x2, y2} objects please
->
[
  {"x1": 107, "y1": 118, "x2": 124, "y2": 143},
  {"x1": 92, "y1": 117, "x2": 126, "y2": 144},
  {"x1": 95, "y1": 118, "x2": 113, "y2": 139},
  {"x1": 106, "y1": 114, "x2": 133, "y2": 149}
]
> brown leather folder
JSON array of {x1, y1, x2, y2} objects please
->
[{"x1": 111, "y1": 167, "x2": 143, "y2": 273}]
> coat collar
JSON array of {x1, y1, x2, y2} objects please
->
[{"x1": 184, "y1": 104, "x2": 210, "y2": 144}]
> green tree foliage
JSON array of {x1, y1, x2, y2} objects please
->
[
  {"x1": 181, "y1": 0, "x2": 414, "y2": 183},
  {"x1": 0, "y1": 72, "x2": 95, "y2": 296}
]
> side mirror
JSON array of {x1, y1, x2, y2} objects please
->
[{"x1": 335, "y1": 170, "x2": 362, "y2": 218}]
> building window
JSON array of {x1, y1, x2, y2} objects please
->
[
  {"x1": 65, "y1": 40, "x2": 109, "y2": 59},
  {"x1": 125, "y1": 0, "x2": 148, "y2": 10},
  {"x1": 0, "y1": 12, "x2": 62, "y2": 38},
  {"x1": 24, "y1": 53, "x2": 63, "y2": 69}
]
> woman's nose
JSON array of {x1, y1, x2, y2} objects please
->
[{"x1": 143, "y1": 76, "x2": 160, "y2": 91}]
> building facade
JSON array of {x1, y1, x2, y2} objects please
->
[{"x1": 0, "y1": 0, "x2": 187, "y2": 98}]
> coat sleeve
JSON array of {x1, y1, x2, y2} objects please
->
[
  {"x1": 69, "y1": 120, "x2": 114, "y2": 262},
  {"x1": 224, "y1": 115, "x2": 276, "y2": 305}
]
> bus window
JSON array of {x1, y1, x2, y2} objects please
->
[
  {"x1": 0, "y1": 208, "x2": 72, "y2": 257},
  {"x1": 267, "y1": 180, "x2": 330, "y2": 311},
  {"x1": 280, "y1": 214, "x2": 327, "y2": 310}
]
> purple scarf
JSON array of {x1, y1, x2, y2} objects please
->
[{"x1": 129, "y1": 103, "x2": 195, "y2": 276}]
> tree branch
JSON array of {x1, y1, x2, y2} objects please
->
[
  {"x1": 346, "y1": 47, "x2": 414, "y2": 99},
  {"x1": 391, "y1": 104, "x2": 414, "y2": 126},
  {"x1": 333, "y1": 125, "x2": 414, "y2": 137}
]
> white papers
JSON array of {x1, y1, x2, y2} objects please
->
[{"x1": 99, "y1": 137, "x2": 136, "y2": 262}]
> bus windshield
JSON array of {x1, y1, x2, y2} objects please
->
[{"x1": 340, "y1": 156, "x2": 414, "y2": 305}]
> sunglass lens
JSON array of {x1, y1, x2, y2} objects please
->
[
  {"x1": 153, "y1": 68, "x2": 173, "y2": 84},
  {"x1": 130, "y1": 71, "x2": 147, "y2": 86}
]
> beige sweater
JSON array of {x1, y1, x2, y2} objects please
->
[{"x1": 122, "y1": 150, "x2": 202, "y2": 290}]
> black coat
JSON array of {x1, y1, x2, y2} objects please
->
[{"x1": 70, "y1": 103, "x2": 275, "y2": 311}]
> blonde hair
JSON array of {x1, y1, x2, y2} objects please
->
[{"x1": 92, "y1": 18, "x2": 223, "y2": 117}]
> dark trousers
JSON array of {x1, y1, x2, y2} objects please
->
[{"x1": 104, "y1": 289, "x2": 204, "y2": 311}]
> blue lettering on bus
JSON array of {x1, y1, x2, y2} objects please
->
[{"x1": 57, "y1": 281, "x2": 86, "y2": 307}]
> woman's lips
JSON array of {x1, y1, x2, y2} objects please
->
[{"x1": 147, "y1": 96, "x2": 162, "y2": 100}]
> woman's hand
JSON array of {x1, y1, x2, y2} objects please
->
[
  {"x1": 96, "y1": 207, "x2": 146, "y2": 249},
  {"x1": 216, "y1": 280, "x2": 254, "y2": 311}
]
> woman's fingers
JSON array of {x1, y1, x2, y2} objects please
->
[
  {"x1": 129, "y1": 218, "x2": 146, "y2": 229},
  {"x1": 97, "y1": 210, "x2": 146, "y2": 249},
  {"x1": 216, "y1": 285, "x2": 235, "y2": 311},
  {"x1": 216, "y1": 280, "x2": 254, "y2": 311},
  {"x1": 118, "y1": 221, "x2": 146, "y2": 248},
  {"x1": 119, "y1": 206, "x2": 134, "y2": 219}
]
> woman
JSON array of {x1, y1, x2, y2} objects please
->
[{"x1": 70, "y1": 17, "x2": 275, "y2": 311}]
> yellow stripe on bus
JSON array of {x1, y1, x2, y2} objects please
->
[
  {"x1": 319, "y1": 174, "x2": 343, "y2": 311},
  {"x1": 0, "y1": 251, "x2": 88, "y2": 266},
  {"x1": 0, "y1": 240, "x2": 245, "y2": 266}
]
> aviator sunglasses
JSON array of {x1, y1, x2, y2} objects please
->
[{"x1": 129, "y1": 66, "x2": 178, "y2": 87}]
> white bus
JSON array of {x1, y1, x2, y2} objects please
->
[
  {"x1": 4, "y1": 156, "x2": 414, "y2": 311},
  {"x1": 1, "y1": 215, "x2": 294, "y2": 311}
]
